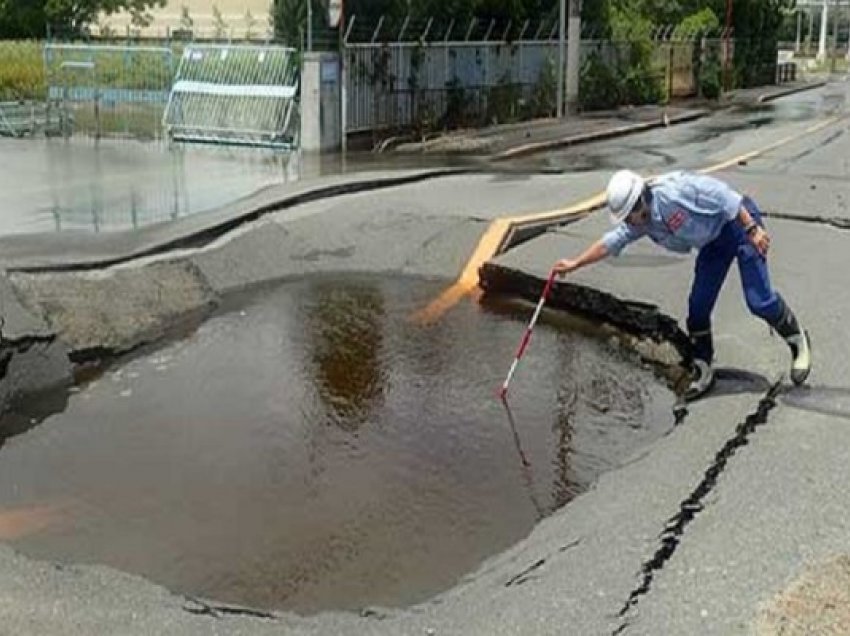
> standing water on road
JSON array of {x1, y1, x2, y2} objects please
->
[
  {"x1": 0, "y1": 138, "x2": 468, "y2": 235},
  {"x1": 0, "y1": 275, "x2": 675, "y2": 614}
]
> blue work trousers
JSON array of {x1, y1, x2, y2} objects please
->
[{"x1": 686, "y1": 197, "x2": 783, "y2": 362}]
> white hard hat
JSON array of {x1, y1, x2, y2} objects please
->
[{"x1": 606, "y1": 170, "x2": 645, "y2": 224}]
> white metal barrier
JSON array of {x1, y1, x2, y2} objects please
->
[{"x1": 163, "y1": 44, "x2": 299, "y2": 148}]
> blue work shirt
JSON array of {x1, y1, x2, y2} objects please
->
[{"x1": 601, "y1": 171, "x2": 744, "y2": 256}]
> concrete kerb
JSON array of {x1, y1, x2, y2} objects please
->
[
  {"x1": 491, "y1": 109, "x2": 710, "y2": 161},
  {"x1": 757, "y1": 80, "x2": 828, "y2": 104}
]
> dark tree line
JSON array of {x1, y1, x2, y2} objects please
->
[
  {"x1": 0, "y1": 0, "x2": 793, "y2": 58},
  {"x1": 0, "y1": 0, "x2": 166, "y2": 38}
]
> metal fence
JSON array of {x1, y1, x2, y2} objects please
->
[
  {"x1": 0, "y1": 13, "x2": 791, "y2": 143},
  {"x1": 43, "y1": 43, "x2": 174, "y2": 138},
  {"x1": 163, "y1": 43, "x2": 299, "y2": 148},
  {"x1": 341, "y1": 17, "x2": 736, "y2": 135}
]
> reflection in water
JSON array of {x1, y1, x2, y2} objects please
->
[
  {"x1": 306, "y1": 283, "x2": 386, "y2": 429},
  {"x1": 42, "y1": 139, "x2": 301, "y2": 232},
  {"x1": 0, "y1": 387, "x2": 69, "y2": 451},
  {"x1": 500, "y1": 399, "x2": 545, "y2": 520}
]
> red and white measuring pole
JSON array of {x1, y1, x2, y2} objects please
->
[{"x1": 498, "y1": 269, "x2": 558, "y2": 400}]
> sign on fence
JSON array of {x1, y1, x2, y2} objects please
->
[{"x1": 328, "y1": 1, "x2": 344, "y2": 28}]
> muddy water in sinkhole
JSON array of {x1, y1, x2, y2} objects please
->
[{"x1": 0, "y1": 275, "x2": 676, "y2": 614}]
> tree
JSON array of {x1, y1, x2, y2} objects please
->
[
  {"x1": 0, "y1": 0, "x2": 167, "y2": 38},
  {"x1": 0, "y1": 0, "x2": 47, "y2": 38},
  {"x1": 344, "y1": 0, "x2": 409, "y2": 21},
  {"x1": 47, "y1": 0, "x2": 167, "y2": 36},
  {"x1": 728, "y1": 0, "x2": 795, "y2": 87},
  {"x1": 273, "y1": 0, "x2": 309, "y2": 47}
]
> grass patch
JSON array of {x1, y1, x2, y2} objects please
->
[{"x1": 0, "y1": 41, "x2": 46, "y2": 100}]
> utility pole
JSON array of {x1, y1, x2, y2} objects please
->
[
  {"x1": 307, "y1": 0, "x2": 313, "y2": 51},
  {"x1": 565, "y1": 0, "x2": 580, "y2": 115},
  {"x1": 831, "y1": 0, "x2": 839, "y2": 71},
  {"x1": 557, "y1": 0, "x2": 565, "y2": 118},
  {"x1": 795, "y1": 8, "x2": 802, "y2": 53}
]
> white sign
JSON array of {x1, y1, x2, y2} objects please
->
[{"x1": 328, "y1": 0, "x2": 343, "y2": 28}]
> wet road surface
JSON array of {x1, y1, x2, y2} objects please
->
[
  {"x1": 0, "y1": 275, "x2": 674, "y2": 614},
  {"x1": 510, "y1": 89, "x2": 841, "y2": 173}
]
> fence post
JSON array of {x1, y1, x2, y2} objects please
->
[
  {"x1": 398, "y1": 14, "x2": 410, "y2": 41},
  {"x1": 371, "y1": 16, "x2": 384, "y2": 44},
  {"x1": 518, "y1": 20, "x2": 529, "y2": 89},
  {"x1": 444, "y1": 36, "x2": 449, "y2": 95},
  {"x1": 667, "y1": 43, "x2": 673, "y2": 102}
]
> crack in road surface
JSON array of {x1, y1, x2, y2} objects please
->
[{"x1": 613, "y1": 380, "x2": 784, "y2": 634}]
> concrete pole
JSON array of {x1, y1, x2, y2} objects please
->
[
  {"x1": 831, "y1": 1, "x2": 840, "y2": 55},
  {"x1": 557, "y1": 0, "x2": 565, "y2": 118},
  {"x1": 565, "y1": 0, "x2": 581, "y2": 115},
  {"x1": 307, "y1": 0, "x2": 312, "y2": 51},
  {"x1": 817, "y1": 0, "x2": 829, "y2": 61},
  {"x1": 795, "y1": 9, "x2": 801, "y2": 53}
]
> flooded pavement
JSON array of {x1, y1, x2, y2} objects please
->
[
  {"x1": 0, "y1": 275, "x2": 674, "y2": 614},
  {"x1": 0, "y1": 138, "x2": 298, "y2": 235},
  {"x1": 0, "y1": 137, "x2": 474, "y2": 237}
]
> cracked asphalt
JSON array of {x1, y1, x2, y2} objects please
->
[{"x1": 1, "y1": 78, "x2": 849, "y2": 634}]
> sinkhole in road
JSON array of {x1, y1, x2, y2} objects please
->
[{"x1": 0, "y1": 274, "x2": 676, "y2": 615}]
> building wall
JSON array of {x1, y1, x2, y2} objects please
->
[{"x1": 97, "y1": 1, "x2": 274, "y2": 39}]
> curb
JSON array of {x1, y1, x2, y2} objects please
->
[
  {"x1": 492, "y1": 110, "x2": 710, "y2": 161},
  {"x1": 757, "y1": 81, "x2": 827, "y2": 103}
]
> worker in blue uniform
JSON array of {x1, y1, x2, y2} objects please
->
[{"x1": 553, "y1": 169, "x2": 811, "y2": 400}]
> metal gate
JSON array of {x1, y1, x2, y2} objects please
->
[
  {"x1": 162, "y1": 44, "x2": 300, "y2": 149},
  {"x1": 44, "y1": 43, "x2": 174, "y2": 139}
]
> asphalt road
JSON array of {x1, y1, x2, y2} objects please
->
[{"x1": 0, "y1": 79, "x2": 849, "y2": 635}]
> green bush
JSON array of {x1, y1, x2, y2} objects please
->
[
  {"x1": 699, "y1": 50, "x2": 722, "y2": 100},
  {"x1": 442, "y1": 76, "x2": 468, "y2": 128},
  {"x1": 486, "y1": 72, "x2": 521, "y2": 125},
  {"x1": 580, "y1": 44, "x2": 662, "y2": 112},
  {"x1": 526, "y1": 55, "x2": 556, "y2": 118},
  {"x1": 579, "y1": 52, "x2": 620, "y2": 111},
  {"x1": 620, "y1": 65, "x2": 662, "y2": 105},
  {"x1": 674, "y1": 8, "x2": 720, "y2": 40}
]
